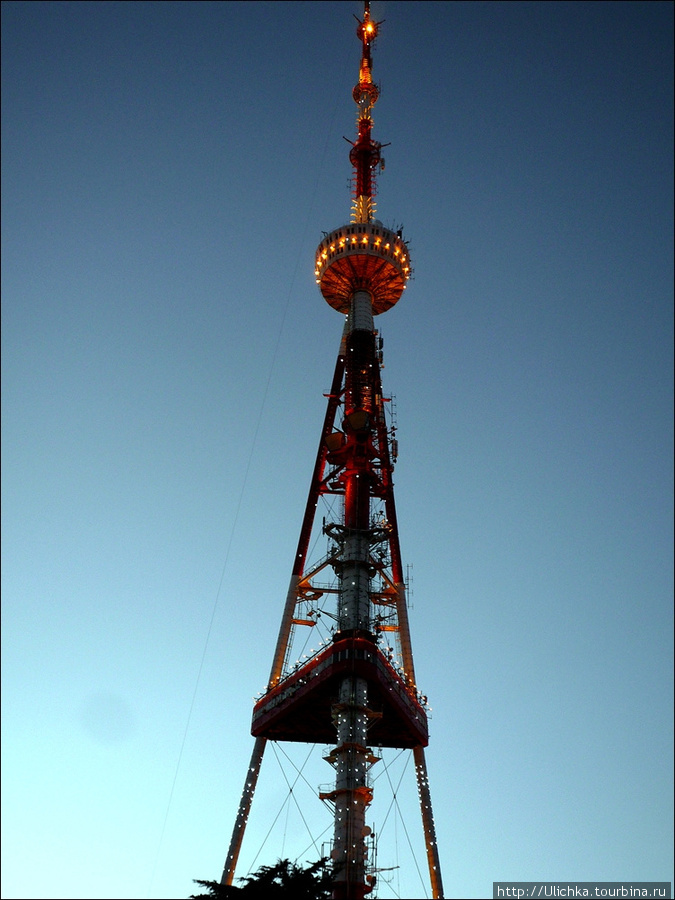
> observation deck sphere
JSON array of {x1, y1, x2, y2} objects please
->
[{"x1": 315, "y1": 222, "x2": 411, "y2": 315}]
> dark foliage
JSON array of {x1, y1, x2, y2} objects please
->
[{"x1": 190, "y1": 858, "x2": 332, "y2": 899}]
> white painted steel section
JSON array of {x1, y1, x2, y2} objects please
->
[
  {"x1": 348, "y1": 289, "x2": 374, "y2": 334},
  {"x1": 330, "y1": 289, "x2": 374, "y2": 897},
  {"x1": 331, "y1": 677, "x2": 371, "y2": 892},
  {"x1": 339, "y1": 531, "x2": 371, "y2": 633}
]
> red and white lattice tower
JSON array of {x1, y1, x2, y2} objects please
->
[{"x1": 221, "y1": 5, "x2": 444, "y2": 898}]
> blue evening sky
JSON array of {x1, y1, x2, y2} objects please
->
[{"x1": 2, "y1": 2, "x2": 673, "y2": 899}]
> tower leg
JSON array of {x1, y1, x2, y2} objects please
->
[
  {"x1": 268, "y1": 575, "x2": 301, "y2": 688},
  {"x1": 413, "y1": 744, "x2": 444, "y2": 899},
  {"x1": 220, "y1": 736, "x2": 267, "y2": 886}
]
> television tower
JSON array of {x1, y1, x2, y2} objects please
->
[{"x1": 221, "y1": 4, "x2": 443, "y2": 898}]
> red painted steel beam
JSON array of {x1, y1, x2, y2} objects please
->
[{"x1": 292, "y1": 347, "x2": 345, "y2": 578}]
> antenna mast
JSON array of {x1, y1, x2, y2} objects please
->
[{"x1": 221, "y1": 5, "x2": 444, "y2": 897}]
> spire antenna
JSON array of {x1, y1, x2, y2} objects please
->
[{"x1": 349, "y1": 0, "x2": 383, "y2": 223}]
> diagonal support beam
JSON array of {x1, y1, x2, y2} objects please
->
[
  {"x1": 220, "y1": 735, "x2": 267, "y2": 886},
  {"x1": 268, "y1": 336, "x2": 346, "y2": 689},
  {"x1": 414, "y1": 744, "x2": 445, "y2": 900}
]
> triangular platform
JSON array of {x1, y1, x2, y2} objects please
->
[{"x1": 251, "y1": 635, "x2": 428, "y2": 748}]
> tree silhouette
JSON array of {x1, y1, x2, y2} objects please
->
[{"x1": 190, "y1": 858, "x2": 332, "y2": 899}]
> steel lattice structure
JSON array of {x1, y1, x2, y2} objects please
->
[{"x1": 221, "y1": 5, "x2": 444, "y2": 898}]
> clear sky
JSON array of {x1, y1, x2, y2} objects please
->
[{"x1": 1, "y1": 2, "x2": 673, "y2": 899}]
